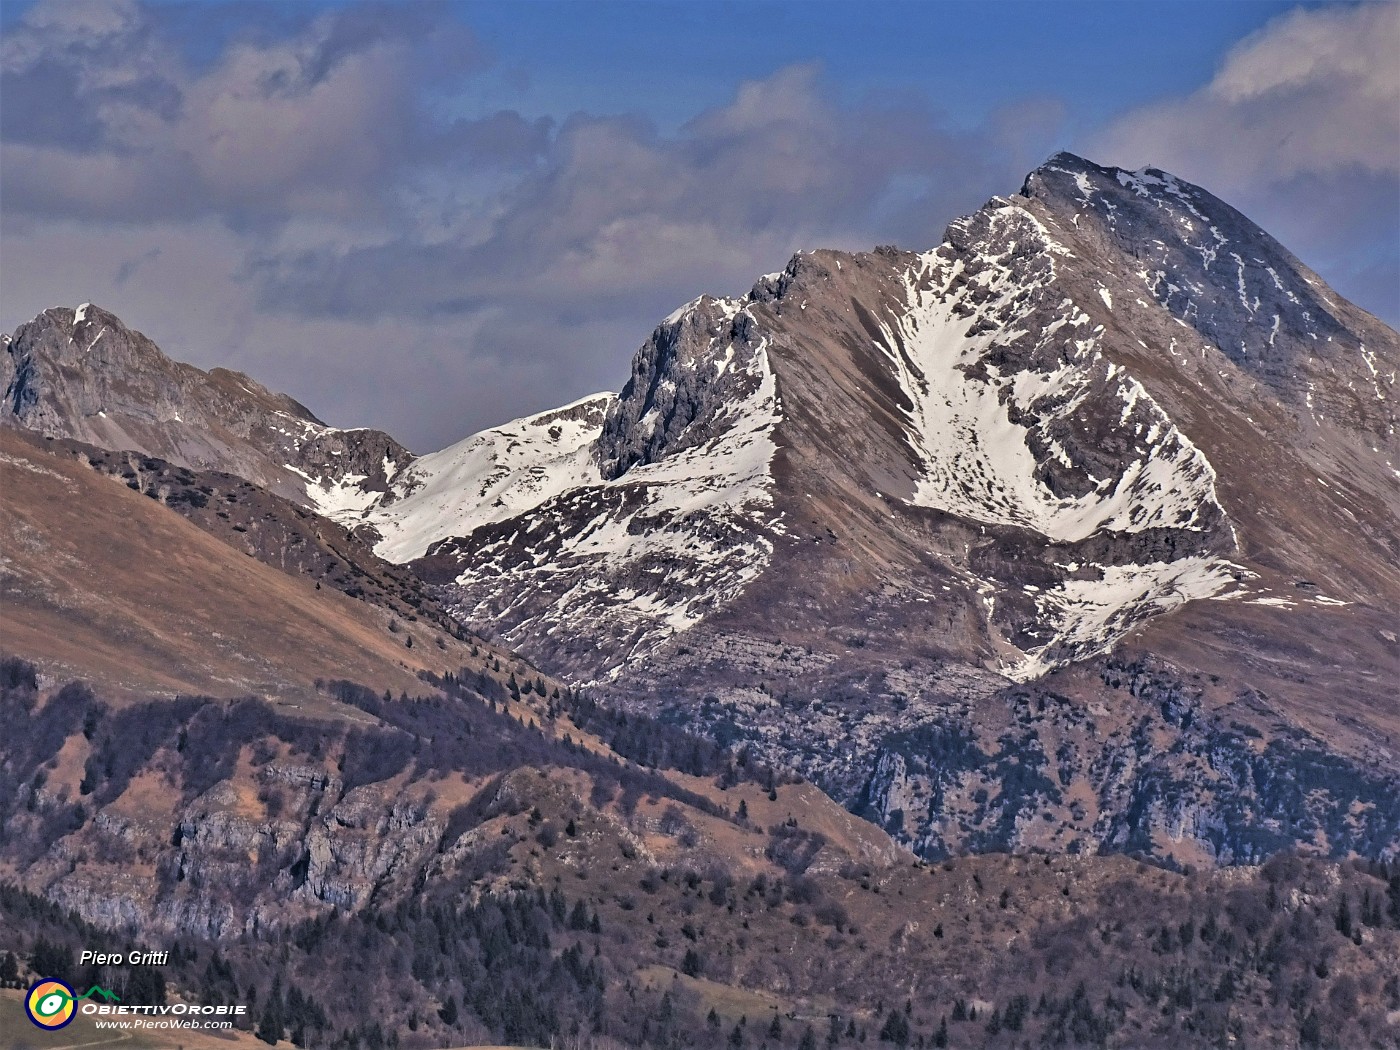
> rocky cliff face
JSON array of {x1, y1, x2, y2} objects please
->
[
  {"x1": 595, "y1": 295, "x2": 767, "y2": 479},
  {"x1": 0, "y1": 676, "x2": 521, "y2": 940},
  {"x1": 1, "y1": 304, "x2": 413, "y2": 506},
  {"x1": 620, "y1": 640, "x2": 1400, "y2": 866}
]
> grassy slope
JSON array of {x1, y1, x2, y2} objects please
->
[{"x1": 0, "y1": 429, "x2": 482, "y2": 700}]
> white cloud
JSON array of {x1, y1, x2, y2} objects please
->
[{"x1": 1093, "y1": 3, "x2": 1399, "y2": 184}]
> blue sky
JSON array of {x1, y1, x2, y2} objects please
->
[
  {"x1": 462, "y1": 1, "x2": 1300, "y2": 127},
  {"x1": 1, "y1": 0, "x2": 1395, "y2": 449}
]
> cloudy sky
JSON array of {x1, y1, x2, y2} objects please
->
[{"x1": 2, "y1": 0, "x2": 1396, "y2": 451}]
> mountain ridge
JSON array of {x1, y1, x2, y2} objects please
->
[
  {"x1": 0, "y1": 427, "x2": 476, "y2": 698},
  {"x1": 5, "y1": 153, "x2": 1393, "y2": 692},
  {"x1": 289, "y1": 152, "x2": 1396, "y2": 689}
]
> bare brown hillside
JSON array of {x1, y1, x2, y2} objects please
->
[{"x1": 0, "y1": 428, "x2": 474, "y2": 699}]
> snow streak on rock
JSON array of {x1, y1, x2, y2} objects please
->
[
  {"x1": 876, "y1": 201, "x2": 1238, "y2": 680},
  {"x1": 891, "y1": 211, "x2": 1224, "y2": 541}
]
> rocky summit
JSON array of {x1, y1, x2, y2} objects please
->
[{"x1": 2, "y1": 303, "x2": 412, "y2": 507}]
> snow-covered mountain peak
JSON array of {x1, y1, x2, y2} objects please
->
[
  {"x1": 335, "y1": 150, "x2": 1389, "y2": 685},
  {"x1": 332, "y1": 153, "x2": 1388, "y2": 684},
  {"x1": 1022, "y1": 154, "x2": 1371, "y2": 386}
]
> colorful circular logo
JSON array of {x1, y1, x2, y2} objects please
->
[{"x1": 25, "y1": 978, "x2": 77, "y2": 1030}]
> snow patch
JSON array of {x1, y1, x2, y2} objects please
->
[
  {"x1": 343, "y1": 392, "x2": 615, "y2": 562},
  {"x1": 1006, "y1": 558, "x2": 1243, "y2": 681},
  {"x1": 888, "y1": 233, "x2": 1224, "y2": 545}
]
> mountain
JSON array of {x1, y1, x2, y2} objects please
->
[
  {"x1": 3, "y1": 154, "x2": 1396, "y2": 869},
  {"x1": 1, "y1": 303, "x2": 412, "y2": 508},
  {"x1": 333, "y1": 153, "x2": 1395, "y2": 681},
  {"x1": 10, "y1": 156, "x2": 1392, "y2": 695},
  {"x1": 303, "y1": 152, "x2": 1399, "y2": 864}
]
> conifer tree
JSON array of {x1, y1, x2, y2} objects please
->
[
  {"x1": 1336, "y1": 894, "x2": 1353, "y2": 938},
  {"x1": 439, "y1": 995, "x2": 459, "y2": 1026}
]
